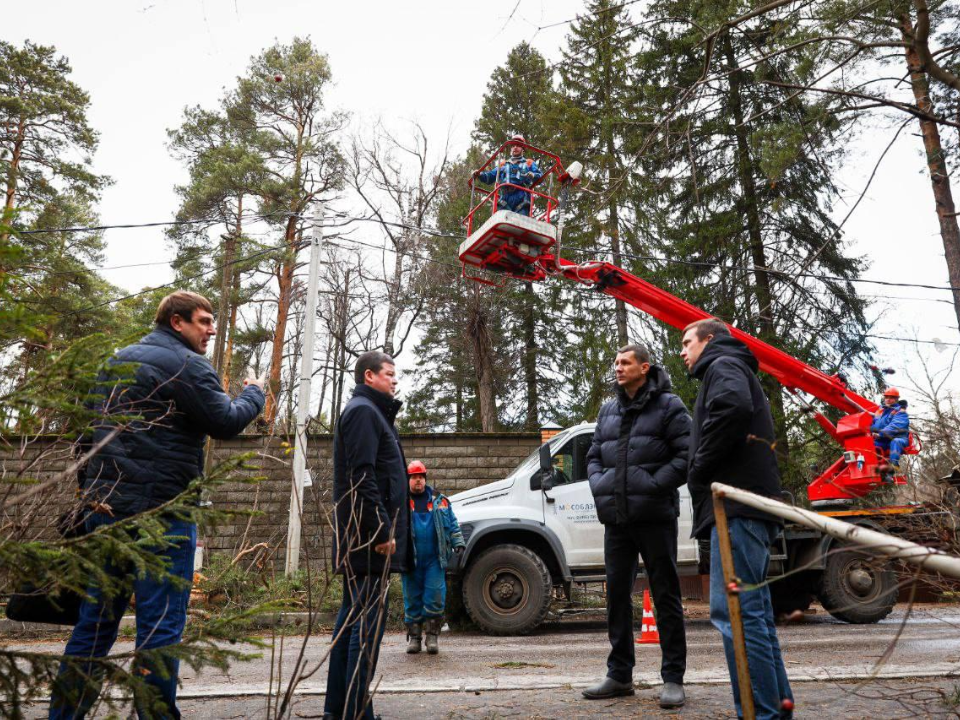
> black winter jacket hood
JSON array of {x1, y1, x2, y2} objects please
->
[
  {"x1": 687, "y1": 335, "x2": 783, "y2": 538},
  {"x1": 587, "y1": 365, "x2": 692, "y2": 525}
]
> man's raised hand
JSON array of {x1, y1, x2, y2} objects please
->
[{"x1": 244, "y1": 371, "x2": 267, "y2": 391}]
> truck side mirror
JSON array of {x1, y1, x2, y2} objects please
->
[
  {"x1": 537, "y1": 444, "x2": 556, "y2": 492},
  {"x1": 539, "y1": 444, "x2": 552, "y2": 473}
]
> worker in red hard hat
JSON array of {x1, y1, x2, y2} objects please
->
[
  {"x1": 473, "y1": 133, "x2": 543, "y2": 216},
  {"x1": 402, "y1": 460, "x2": 465, "y2": 656},
  {"x1": 871, "y1": 387, "x2": 910, "y2": 471}
]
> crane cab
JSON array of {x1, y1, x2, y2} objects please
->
[{"x1": 459, "y1": 139, "x2": 566, "y2": 283}]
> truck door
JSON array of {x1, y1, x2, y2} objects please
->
[
  {"x1": 540, "y1": 431, "x2": 606, "y2": 568},
  {"x1": 676, "y1": 484, "x2": 698, "y2": 564}
]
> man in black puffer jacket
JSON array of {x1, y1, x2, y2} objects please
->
[
  {"x1": 681, "y1": 318, "x2": 793, "y2": 720},
  {"x1": 582, "y1": 344, "x2": 691, "y2": 710},
  {"x1": 50, "y1": 291, "x2": 265, "y2": 720}
]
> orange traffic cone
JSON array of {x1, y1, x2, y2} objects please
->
[{"x1": 636, "y1": 589, "x2": 660, "y2": 644}]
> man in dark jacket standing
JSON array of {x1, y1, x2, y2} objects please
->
[
  {"x1": 681, "y1": 318, "x2": 793, "y2": 720},
  {"x1": 324, "y1": 350, "x2": 411, "y2": 720},
  {"x1": 50, "y1": 291, "x2": 265, "y2": 720},
  {"x1": 582, "y1": 344, "x2": 691, "y2": 709}
]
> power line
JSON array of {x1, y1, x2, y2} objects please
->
[
  {"x1": 21, "y1": 208, "x2": 960, "y2": 294},
  {"x1": 868, "y1": 334, "x2": 960, "y2": 348},
  {"x1": 63, "y1": 239, "x2": 305, "y2": 317},
  {"x1": 16, "y1": 211, "x2": 290, "y2": 235},
  {"x1": 530, "y1": 0, "x2": 645, "y2": 33}
]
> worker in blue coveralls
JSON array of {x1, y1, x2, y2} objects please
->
[
  {"x1": 403, "y1": 460, "x2": 465, "y2": 655},
  {"x1": 474, "y1": 134, "x2": 543, "y2": 216},
  {"x1": 871, "y1": 387, "x2": 910, "y2": 470}
]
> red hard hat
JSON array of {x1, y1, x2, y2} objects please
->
[
  {"x1": 407, "y1": 460, "x2": 427, "y2": 476},
  {"x1": 510, "y1": 134, "x2": 525, "y2": 143},
  {"x1": 883, "y1": 387, "x2": 900, "y2": 398}
]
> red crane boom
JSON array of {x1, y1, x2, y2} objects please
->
[{"x1": 457, "y1": 154, "x2": 915, "y2": 505}]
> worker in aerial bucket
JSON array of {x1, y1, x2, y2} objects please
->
[
  {"x1": 871, "y1": 387, "x2": 910, "y2": 470},
  {"x1": 474, "y1": 134, "x2": 543, "y2": 216},
  {"x1": 401, "y1": 460, "x2": 466, "y2": 655}
]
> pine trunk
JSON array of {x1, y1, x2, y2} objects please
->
[
  {"x1": 725, "y1": 38, "x2": 793, "y2": 466},
  {"x1": 1, "y1": 119, "x2": 24, "y2": 244},
  {"x1": 264, "y1": 213, "x2": 299, "y2": 425},
  {"x1": 222, "y1": 267, "x2": 241, "y2": 391},
  {"x1": 521, "y1": 282, "x2": 539, "y2": 429},
  {"x1": 900, "y1": 13, "x2": 960, "y2": 331},
  {"x1": 467, "y1": 295, "x2": 498, "y2": 432},
  {"x1": 602, "y1": 42, "x2": 629, "y2": 346},
  {"x1": 212, "y1": 198, "x2": 241, "y2": 381}
]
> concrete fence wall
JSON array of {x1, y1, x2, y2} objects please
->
[{"x1": 1, "y1": 433, "x2": 541, "y2": 569}]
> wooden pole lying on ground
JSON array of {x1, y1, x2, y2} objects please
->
[
  {"x1": 711, "y1": 482, "x2": 960, "y2": 579},
  {"x1": 712, "y1": 491, "x2": 756, "y2": 720}
]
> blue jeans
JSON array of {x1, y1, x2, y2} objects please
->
[
  {"x1": 402, "y1": 557, "x2": 446, "y2": 623},
  {"x1": 49, "y1": 513, "x2": 196, "y2": 720},
  {"x1": 710, "y1": 518, "x2": 793, "y2": 720},
  {"x1": 324, "y1": 575, "x2": 389, "y2": 720}
]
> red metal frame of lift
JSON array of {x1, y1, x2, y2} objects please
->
[
  {"x1": 457, "y1": 216, "x2": 919, "y2": 503},
  {"x1": 463, "y1": 140, "x2": 565, "y2": 236}
]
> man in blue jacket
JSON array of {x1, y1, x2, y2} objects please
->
[
  {"x1": 871, "y1": 387, "x2": 910, "y2": 470},
  {"x1": 582, "y1": 344, "x2": 691, "y2": 709},
  {"x1": 50, "y1": 291, "x2": 265, "y2": 720},
  {"x1": 402, "y1": 460, "x2": 465, "y2": 655},
  {"x1": 681, "y1": 318, "x2": 793, "y2": 720},
  {"x1": 474, "y1": 134, "x2": 543, "y2": 216},
  {"x1": 325, "y1": 351, "x2": 411, "y2": 720}
]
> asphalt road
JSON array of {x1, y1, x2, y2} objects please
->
[{"x1": 8, "y1": 602, "x2": 960, "y2": 717}]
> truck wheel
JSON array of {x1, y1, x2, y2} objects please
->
[
  {"x1": 817, "y1": 546, "x2": 896, "y2": 624},
  {"x1": 444, "y1": 578, "x2": 474, "y2": 630},
  {"x1": 462, "y1": 544, "x2": 553, "y2": 635},
  {"x1": 770, "y1": 573, "x2": 814, "y2": 617}
]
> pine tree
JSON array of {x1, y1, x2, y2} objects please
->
[
  {"x1": 559, "y1": 0, "x2": 645, "y2": 346},
  {"x1": 636, "y1": 0, "x2": 874, "y2": 490},
  {"x1": 0, "y1": 41, "x2": 108, "y2": 231},
  {"x1": 227, "y1": 38, "x2": 346, "y2": 426},
  {"x1": 471, "y1": 43, "x2": 567, "y2": 429},
  {"x1": 403, "y1": 153, "x2": 514, "y2": 432},
  {"x1": 167, "y1": 105, "x2": 271, "y2": 390},
  {"x1": 0, "y1": 41, "x2": 134, "y2": 401}
]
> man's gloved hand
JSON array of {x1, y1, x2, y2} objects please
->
[{"x1": 454, "y1": 545, "x2": 465, "y2": 555}]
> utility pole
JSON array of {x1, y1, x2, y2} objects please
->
[{"x1": 285, "y1": 204, "x2": 323, "y2": 576}]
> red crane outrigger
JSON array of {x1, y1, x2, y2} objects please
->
[{"x1": 459, "y1": 147, "x2": 917, "y2": 507}]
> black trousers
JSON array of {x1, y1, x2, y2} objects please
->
[{"x1": 604, "y1": 519, "x2": 686, "y2": 685}]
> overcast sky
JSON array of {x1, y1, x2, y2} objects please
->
[{"x1": 8, "y1": 0, "x2": 960, "y2": 402}]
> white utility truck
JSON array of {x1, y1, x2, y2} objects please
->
[{"x1": 447, "y1": 422, "x2": 903, "y2": 635}]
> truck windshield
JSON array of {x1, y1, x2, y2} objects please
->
[{"x1": 507, "y1": 428, "x2": 583, "y2": 481}]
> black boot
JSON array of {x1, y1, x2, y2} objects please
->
[
  {"x1": 405, "y1": 622, "x2": 423, "y2": 654},
  {"x1": 424, "y1": 617, "x2": 441, "y2": 654}
]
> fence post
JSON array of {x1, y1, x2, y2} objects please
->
[{"x1": 712, "y1": 491, "x2": 756, "y2": 720}]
